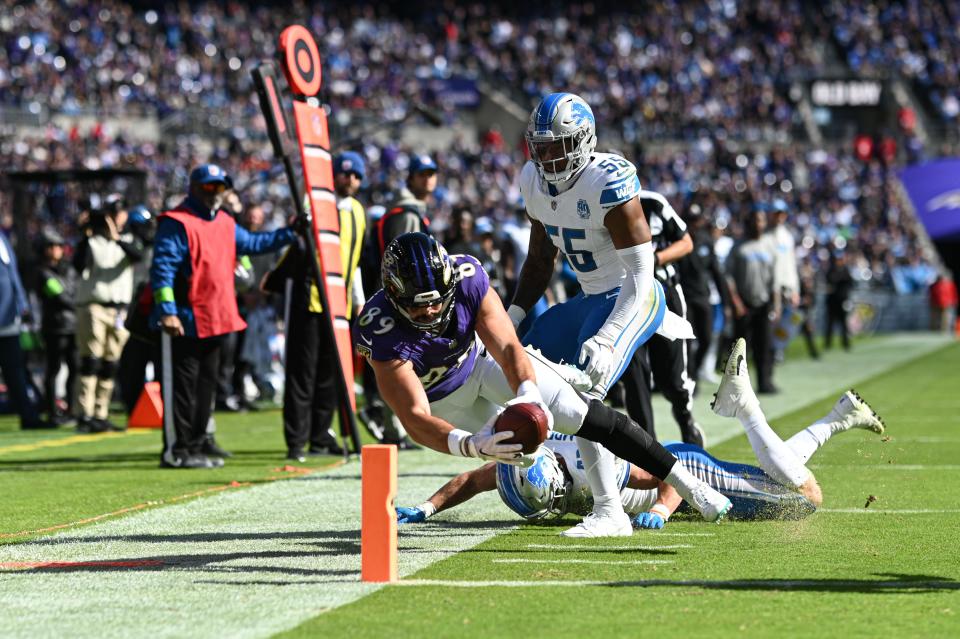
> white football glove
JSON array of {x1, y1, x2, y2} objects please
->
[
  {"x1": 578, "y1": 334, "x2": 618, "y2": 391},
  {"x1": 504, "y1": 380, "x2": 555, "y2": 431},
  {"x1": 464, "y1": 415, "x2": 525, "y2": 465}
]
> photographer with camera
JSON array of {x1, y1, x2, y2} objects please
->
[{"x1": 73, "y1": 194, "x2": 144, "y2": 433}]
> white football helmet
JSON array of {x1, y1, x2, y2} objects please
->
[
  {"x1": 525, "y1": 92, "x2": 597, "y2": 185},
  {"x1": 496, "y1": 445, "x2": 570, "y2": 520}
]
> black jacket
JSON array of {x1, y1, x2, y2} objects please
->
[{"x1": 37, "y1": 261, "x2": 76, "y2": 335}]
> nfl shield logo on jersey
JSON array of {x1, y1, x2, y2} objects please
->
[{"x1": 577, "y1": 198, "x2": 591, "y2": 219}]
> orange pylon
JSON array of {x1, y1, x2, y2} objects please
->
[
  {"x1": 361, "y1": 444, "x2": 398, "y2": 582},
  {"x1": 128, "y1": 381, "x2": 163, "y2": 429}
]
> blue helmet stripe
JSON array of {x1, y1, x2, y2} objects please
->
[
  {"x1": 497, "y1": 463, "x2": 535, "y2": 517},
  {"x1": 536, "y1": 92, "x2": 566, "y2": 131}
]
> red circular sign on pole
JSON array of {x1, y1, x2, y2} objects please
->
[{"x1": 279, "y1": 25, "x2": 321, "y2": 97}]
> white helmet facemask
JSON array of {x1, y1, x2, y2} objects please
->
[{"x1": 526, "y1": 92, "x2": 597, "y2": 186}]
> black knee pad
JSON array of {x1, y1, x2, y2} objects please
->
[
  {"x1": 577, "y1": 399, "x2": 676, "y2": 480},
  {"x1": 80, "y1": 356, "x2": 100, "y2": 377},
  {"x1": 98, "y1": 359, "x2": 118, "y2": 379}
]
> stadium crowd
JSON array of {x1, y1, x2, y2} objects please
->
[{"x1": 0, "y1": 1, "x2": 954, "y2": 457}]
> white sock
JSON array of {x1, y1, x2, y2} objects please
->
[
  {"x1": 664, "y1": 461, "x2": 702, "y2": 500},
  {"x1": 786, "y1": 420, "x2": 845, "y2": 465},
  {"x1": 740, "y1": 409, "x2": 811, "y2": 488},
  {"x1": 576, "y1": 438, "x2": 625, "y2": 517}
]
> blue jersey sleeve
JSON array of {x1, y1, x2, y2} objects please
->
[
  {"x1": 234, "y1": 225, "x2": 295, "y2": 256},
  {"x1": 593, "y1": 155, "x2": 641, "y2": 210},
  {"x1": 150, "y1": 217, "x2": 190, "y2": 316}
]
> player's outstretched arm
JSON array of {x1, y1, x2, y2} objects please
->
[
  {"x1": 369, "y1": 357, "x2": 526, "y2": 464},
  {"x1": 476, "y1": 288, "x2": 554, "y2": 429},
  {"x1": 397, "y1": 463, "x2": 498, "y2": 524},
  {"x1": 507, "y1": 219, "x2": 558, "y2": 328}
]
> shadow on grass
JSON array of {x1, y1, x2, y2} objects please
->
[
  {"x1": 600, "y1": 573, "x2": 959, "y2": 594},
  {"x1": 15, "y1": 529, "x2": 362, "y2": 546}
]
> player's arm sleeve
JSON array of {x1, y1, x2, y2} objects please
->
[
  {"x1": 150, "y1": 217, "x2": 188, "y2": 317},
  {"x1": 116, "y1": 237, "x2": 145, "y2": 264},
  {"x1": 71, "y1": 237, "x2": 91, "y2": 273},
  {"x1": 597, "y1": 195, "x2": 656, "y2": 344},
  {"x1": 351, "y1": 267, "x2": 365, "y2": 311},
  {"x1": 234, "y1": 224, "x2": 295, "y2": 255}
]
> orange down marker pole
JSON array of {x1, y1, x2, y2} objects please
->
[{"x1": 361, "y1": 444, "x2": 398, "y2": 582}]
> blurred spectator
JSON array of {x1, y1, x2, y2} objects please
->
[
  {"x1": 72, "y1": 194, "x2": 142, "y2": 433},
  {"x1": 796, "y1": 261, "x2": 821, "y2": 359},
  {"x1": 764, "y1": 199, "x2": 800, "y2": 362},
  {"x1": 824, "y1": 252, "x2": 854, "y2": 351},
  {"x1": 35, "y1": 227, "x2": 77, "y2": 424},
  {"x1": 929, "y1": 273, "x2": 958, "y2": 334},
  {"x1": 0, "y1": 229, "x2": 47, "y2": 429},
  {"x1": 726, "y1": 208, "x2": 777, "y2": 393}
]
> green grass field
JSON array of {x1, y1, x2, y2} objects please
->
[{"x1": 2, "y1": 335, "x2": 958, "y2": 638}]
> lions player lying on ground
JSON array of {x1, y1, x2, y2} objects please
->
[{"x1": 395, "y1": 339, "x2": 885, "y2": 528}]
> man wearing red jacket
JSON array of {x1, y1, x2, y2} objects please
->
[{"x1": 150, "y1": 164, "x2": 295, "y2": 469}]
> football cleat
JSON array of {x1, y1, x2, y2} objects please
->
[
  {"x1": 711, "y1": 338, "x2": 760, "y2": 419},
  {"x1": 560, "y1": 511, "x2": 633, "y2": 538},
  {"x1": 685, "y1": 482, "x2": 733, "y2": 523},
  {"x1": 823, "y1": 390, "x2": 886, "y2": 435}
]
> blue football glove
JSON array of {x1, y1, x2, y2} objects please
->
[
  {"x1": 633, "y1": 511, "x2": 666, "y2": 529},
  {"x1": 396, "y1": 506, "x2": 426, "y2": 525}
]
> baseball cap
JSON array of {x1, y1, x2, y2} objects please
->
[
  {"x1": 333, "y1": 151, "x2": 366, "y2": 181},
  {"x1": 39, "y1": 227, "x2": 66, "y2": 247},
  {"x1": 475, "y1": 216, "x2": 495, "y2": 236},
  {"x1": 189, "y1": 164, "x2": 233, "y2": 188},
  {"x1": 409, "y1": 154, "x2": 438, "y2": 174}
]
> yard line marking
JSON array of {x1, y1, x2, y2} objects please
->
[
  {"x1": 0, "y1": 430, "x2": 153, "y2": 456},
  {"x1": 395, "y1": 578, "x2": 960, "y2": 590},
  {"x1": 493, "y1": 558, "x2": 674, "y2": 565},
  {"x1": 526, "y1": 544, "x2": 692, "y2": 550},
  {"x1": 0, "y1": 560, "x2": 164, "y2": 571},
  {"x1": 809, "y1": 464, "x2": 960, "y2": 471},
  {"x1": 819, "y1": 508, "x2": 960, "y2": 514}
]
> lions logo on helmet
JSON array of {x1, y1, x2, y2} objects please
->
[
  {"x1": 525, "y1": 93, "x2": 597, "y2": 185},
  {"x1": 496, "y1": 445, "x2": 569, "y2": 520}
]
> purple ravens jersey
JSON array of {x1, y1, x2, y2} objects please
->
[{"x1": 355, "y1": 255, "x2": 489, "y2": 402}]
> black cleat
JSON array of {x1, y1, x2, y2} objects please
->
[{"x1": 201, "y1": 436, "x2": 233, "y2": 458}]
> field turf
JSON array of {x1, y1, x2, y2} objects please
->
[{"x1": 1, "y1": 334, "x2": 958, "y2": 638}]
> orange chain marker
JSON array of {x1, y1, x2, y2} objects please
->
[{"x1": 361, "y1": 444, "x2": 398, "y2": 582}]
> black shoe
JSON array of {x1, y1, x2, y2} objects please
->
[
  {"x1": 286, "y1": 450, "x2": 306, "y2": 463},
  {"x1": 681, "y1": 422, "x2": 706, "y2": 447},
  {"x1": 160, "y1": 453, "x2": 223, "y2": 469},
  {"x1": 22, "y1": 419, "x2": 58, "y2": 430},
  {"x1": 383, "y1": 436, "x2": 421, "y2": 451},
  {"x1": 95, "y1": 418, "x2": 126, "y2": 432},
  {"x1": 77, "y1": 416, "x2": 109, "y2": 433},
  {"x1": 201, "y1": 436, "x2": 233, "y2": 458},
  {"x1": 758, "y1": 384, "x2": 780, "y2": 395},
  {"x1": 357, "y1": 406, "x2": 386, "y2": 442},
  {"x1": 308, "y1": 442, "x2": 345, "y2": 456}
]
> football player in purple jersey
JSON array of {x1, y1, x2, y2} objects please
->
[{"x1": 354, "y1": 233, "x2": 732, "y2": 536}]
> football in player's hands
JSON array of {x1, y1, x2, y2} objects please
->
[{"x1": 494, "y1": 403, "x2": 549, "y2": 454}]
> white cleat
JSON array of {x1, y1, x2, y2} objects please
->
[
  {"x1": 684, "y1": 482, "x2": 733, "y2": 523},
  {"x1": 824, "y1": 390, "x2": 886, "y2": 435},
  {"x1": 711, "y1": 338, "x2": 760, "y2": 419},
  {"x1": 560, "y1": 511, "x2": 633, "y2": 538}
]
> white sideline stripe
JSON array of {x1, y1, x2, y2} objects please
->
[
  {"x1": 395, "y1": 578, "x2": 958, "y2": 589},
  {"x1": 820, "y1": 508, "x2": 960, "y2": 514},
  {"x1": 493, "y1": 559, "x2": 675, "y2": 565},
  {"x1": 526, "y1": 544, "x2": 692, "y2": 551},
  {"x1": 809, "y1": 464, "x2": 960, "y2": 471}
]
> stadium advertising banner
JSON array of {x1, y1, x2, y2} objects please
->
[{"x1": 899, "y1": 159, "x2": 960, "y2": 241}]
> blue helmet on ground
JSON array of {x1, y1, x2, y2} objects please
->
[{"x1": 496, "y1": 445, "x2": 569, "y2": 520}]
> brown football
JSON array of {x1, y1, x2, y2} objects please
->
[{"x1": 494, "y1": 403, "x2": 549, "y2": 454}]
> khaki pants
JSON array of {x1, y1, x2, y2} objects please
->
[{"x1": 76, "y1": 303, "x2": 130, "y2": 419}]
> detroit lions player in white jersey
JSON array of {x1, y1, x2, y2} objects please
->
[
  {"x1": 507, "y1": 92, "x2": 686, "y2": 537},
  {"x1": 395, "y1": 339, "x2": 886, "y2": 527}
]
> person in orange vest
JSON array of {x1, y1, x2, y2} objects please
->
[{"x1": 150, "y1": 164, "x2": 296, "y2": 469}]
